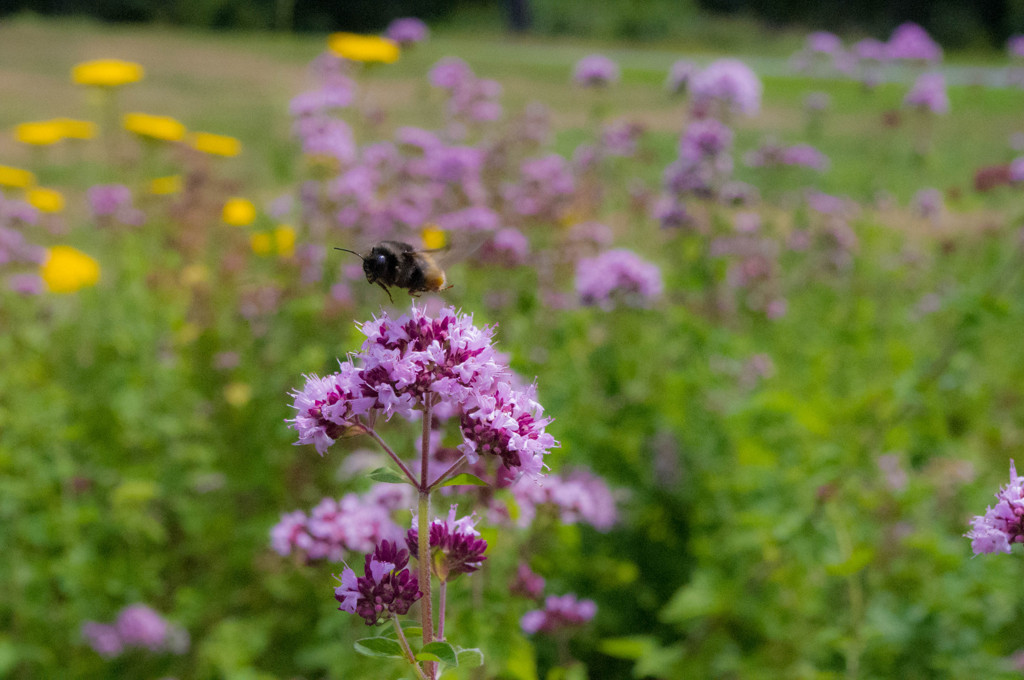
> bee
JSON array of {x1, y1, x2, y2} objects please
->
[{"x1": 335, "y1": 241, "x2": 451, "y2": 303}]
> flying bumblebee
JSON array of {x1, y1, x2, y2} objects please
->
[{"x1": 335, "y1": 241, "x2": 451, "y2": 303}]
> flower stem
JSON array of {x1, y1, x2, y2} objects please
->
[
  {"x1": 365, "y1": 426, "x2": 419, "y2": 486},
  {"x1": 391, "y1": 612, "x2": 429, "y2": 680},
  {"x1": 418, "y1": 397, "x2": 436, "y2": 679},
  {"x1": 437, "y1": 581, "x2": 447, "y2": 640}
]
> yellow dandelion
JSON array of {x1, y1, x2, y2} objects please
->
[
  {"x1": 39, "y1": 245, "x2": 100, "y2": 293},
  {"x1": 222, "y1": 197, "x2": 256, "y2": 226},
  {"x1": 15, "y1": 121, "x2": 64, "y2": 146},
  {"x1": 123, "y1": 112, "x2": 186, "y2": 142},
  {"x1": 71, "y1": 59, "x2": 144, "y2": 87},
  {"x1": 223, "y1": 382, "x2": 252, "y2": 407},
  {"x1": 54, "y1": 118, "x2": 98, "y2": 140},
  {"x1": 150, "y1": 175, "x2": 183, "y2": 195},
  {"x1": 0, "y1": 165, "x2": 36, "y2": 188},
  {"x1": 421, "y1": 224, "x2": 447, "y2": 250},
  {"x1": 250, "y1": 232, "x2": 273, "y2": 256},
  {"x1": 328, "y1": 33, "x2": 400, "y2": 64},
  {"x1": 192, "y1": 132, "x2": 241, "y2": 157},
  {"x1": 26, "y1": 187, "x2": 66, "y2": 214},
  {"x1": 274, "y1": 225, "x2": 296, "y2": 257}
]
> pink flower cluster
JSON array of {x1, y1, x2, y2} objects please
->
[
  {"x1": 887, "y1": 22, "x2": 943, "y2": 63},
  {"x1": 429, "y1": 57, "x2": 502, "y2": 127},
  {"x1": 521, "y1": 593, "x2": 597, "y2": 634},
  {"x1": 289, "y1": 306, "x2": 557, "y2": 481},
  {"x1": 82, "y1": 604, "x2": 189, "y2": 659},
  {"x1": 510, "y1": 468, "x2": 619, "y2": 530},
  {"x1": 1, "y1": 195, "x2": 47, "y2": 294},
  {"x1": 746, "y1": 142, "x2": 829, "y2": 171},
  {"x1": 406, "y1": 505, "x2": 488, "y2": 582},
  {"x1": 689, "y1": 59, "x2": 762, "y2": 118},
  {"x1": 575, "y1": 249, "x2": 663, "y2": 309},
  {"x1": 334, "y1": 540, "x2": 422, "y2": 625},
  {"x1": 904, "y1": 72, "x2": 949, "y2": 115},
  {"x1": 966, "y1": 460, "x2": 1024, "y2": 555},
  {"x1": 87, "y1": 184, "x2": 145, "y2": 226},
  {"x1": 385, "y1": 17, "x2": 429, "y2": 46},
  {"x1": 270, "y1": 483, "x2": 412, "y2": 561},
  {"x1": 573, "y1": 54, "x2": 620, "y2": 88}
]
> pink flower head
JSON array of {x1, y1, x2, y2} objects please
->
[
  {"x1": 511, "y1": 562, "x2": 546, "y2": 599},
  {"x1": 477, "y1": 227, "x2": 530, "y2": 267},
  {"x1": 887, "y1": 22, "x2": 943, "y2": 63},
  {"x1": 679, "y1": 118, "x2": 734, "y2": 163},
  {"x1": 1009, "y1": 35, "x2": 1024, "y2": 59},
  {"x1": 521, "y1": 593, "x2": 597, "y2": 634},
  {"x1": 335, "y1": 540, "x2": 422, "y2": 625},
  {"x1": 1011, "y1": 157, "x2": 1024, "y2": 182},
  {"x1": 853, "y1": 38, "x2": 889, "y2": 63},
  {"x1": 406, "y1": 505, "x2": 488, "y2": 582},
  {"x1": 82, "y1": 622, "x2": 124, "y2": 658},
  {"x1": 429, "y1": 57, "x2": 473, "y2": 91},
  {"x1": 115, "y1": 604, "x2": 168, "y2": 651},
  {"x1": 576, "y1": 249, "x2": 663, "y2": 309},
  {"x1": 510, "y1": 468, "x2": 618, "y2": 530},
  {"x1": 666, "y1": 59, "x2": 698, "y2": 95},
  {"x1": 88, "y1": 184, "x2": 145, "y2": 226},
  {"x1": 966, "y1": 460, "x2": 1024, "y2": 555},
  {"x1": 690, "y1": 59, "x2": 762, "y2": 117},
  {"x1": 386, "y1": 17, "x2": 429, "y2": 46},
  {"x1": 573, "y1": 54, "x2": 619, "y2": 87},
  {"x1": 806, "y1": 31, "x2": 842, "y2": 55},
  {"x1": 904, "y1": 72, "x2": 949, "y2": 115}
]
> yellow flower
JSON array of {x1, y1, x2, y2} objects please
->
[
  {"x1": 192, "y1": 132, "x2": 241, "y2": 157},
  {"x1": 15, "y1": 121, "x2": 64, "y2": 146},
  {"x1": 150, "y1": 175, "x2": 182, "y2": 195},
  {"x1": 328, "y1": 33, "x2": 400, "y2": 64},
  {"x1": 274, "y1": 225, "x2": 296, "y2": 257},
  {"x1": 222, "y1": 197, "x2": 256, "y2": 226},
  {"x1": 54, "y1": 118, "x2": 98, "y2": 140},
  {"x1": 250, "y1": 232, "x2": 273, "y2": 256},
  {"x1": 39, "y1": 245, "x2": 100, "y2": 293},
  {"x1": 421, "y1": 224, "x2": 446, "y2": 250},
  {"x1": 26, "y1": 187, "x2": 66, "y2": 214},
  {"x1": 0, "y1": 165, "x2": 36, "y2": 188},
  {"x1": 71, "y1": 59, "x2": 144, "y2": 87},
  {"x1": 123, "y1": 112, "x2": 186, "y2": 142}
]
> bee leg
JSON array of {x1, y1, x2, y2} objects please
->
[{"x1": 376, "y1": 281, "x2": 394, "y2": 303}]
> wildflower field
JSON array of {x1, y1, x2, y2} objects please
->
[{"x1": 5, "y1": 15, "x2": 1024, "y2": 680}]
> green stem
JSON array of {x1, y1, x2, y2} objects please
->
[
  {"x1": 391, "y1": 613, "x2": 429, "y2": 680},
  {"x1": 418, "y1": 396, "x2": 436, "y2": 679},
  {"x1": 365, "y1": 426, "x2": 419, "y2": 486},
  {"x1": 426, "y1": 454, "x2": 467, "y2": 493}
]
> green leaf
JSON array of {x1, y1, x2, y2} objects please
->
[
  {"x1": 354, "y1": 637, "x2": 406, "y2": 658},
  {"x1": 456, "y1": 647, "x2": 484, "y2": 668},
  {"x1": 402, "y1": 626, "x2": 423, "y2": 638},
  {"x1": 439, "y1": 473, "x2": 488, "y2": 487},
  {"x1": 368, "y1": 467, "x2": 411, "y2": 485},
  {"x1": 418, "y1": 640, "x2": 458, "y2": 667},
  {"x1": 598, "y1": 635, "x2": 656, "y2": 660}
]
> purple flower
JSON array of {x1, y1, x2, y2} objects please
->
[
  {"x1": 385, "y1": 17, "x2": 429, "y2": 46},
  {"x1": 116, "y1": 604, "x2": 169, "y2": 651},
  {"x1": 679, "y1": 118, "x2": 733, "y2": 163},
  {"x1": 335, "y1": 540, "x2": 422, "y2": 625},
  {"x1": 458, "y1": 381, "x2": 556, "y2": 482},
  {"x1": 429, "y1": 57, "x2": 473, "y2": 91},
  {"x1": 288, "y1": 367, "x2": 376, "y2": 454},
  {"x1": 406, "y1": 505, "x2": 488, "y2": 582},
  {"x1": 887, "y1": 22, "x2": 943, "y2": 63},
  {"x1": 853, "y1": 38, "x2": 888, "y2": 63},
  {"x1": 477, "y1": 227, "x2": 530, "y2": 267},
  {"x1": 576, "y1": 249, "x2": 663, "y2": 309},
  {"x1": 601, "y1": 119, "x2": 644, "y2": 157},
  {"x1": 504, "y1": 154, "x2": 575, "y2": 218},
  {"x1": 1009, "y1": 35, "x2": 1024, "y2": 59},
  {"x1": 510, "y1": 563, "x2": 545, "y2": 599},
  {"x1": 1011, "y1": 157, "x2": 1024, "y2": 182},
  {"x1": 690, "y1": 59, "x2": 762, "y2": 117},
  {"x1": 666, "y1": 59, "x2": 698, "y2": 95},
  {"x1": 913, "y1": 187, "x2": 943, "y2": 220},
  {"x1": 88, "y1": 184, "x2": 144, "y2": 226},
  {"x1": 573, "y1": 54, "x2": 619, "y2": 88},
  {"x1": 780, "y1": 144, "x2": 829, "y2": 171},
  {"x1": 436, "y1": 206, "x2": 501, "y2": 232},
  {"x1": 652, "y1": 196, "x2": 694, "y2": 230},
  {"x1": 510, "y1": 468, "x2": 618, "y2": 530},
  {"x1": 9, "y1": 273, "x2": 44, "y2": 295},
  {"x1": 82, "y1": 622, "x2": 124, "y2": 658},
  {"x1": 904, "y1": 72, "x2": 949, "y2": 115},
  {"x1": 521, "y1": 593, "x2": 597, "y2": 634},
  {"x1": 271, "y1": 485, "x2": 411, "y2": 561},
  {"x1": 289, "y1": 81, "x2": 354, "y2": 117},
  {"x1": 966, "y1": 460, "x2": 1024, "y2": 555},
  {"x1": 807, "y1": 31, "x2": 842, "y2": 55}
]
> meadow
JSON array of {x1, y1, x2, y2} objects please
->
[{"x1": 3, "y1": 15, "x2": 1024, "y2": 680}]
